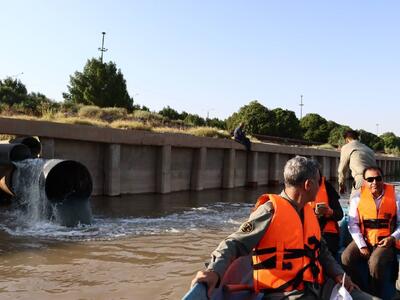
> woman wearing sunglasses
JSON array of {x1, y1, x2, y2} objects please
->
[{"x1": 341, "y1": 166, "x2": 400, "y2": 299}]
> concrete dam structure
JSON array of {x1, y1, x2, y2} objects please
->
[{"x1": 1, "y1": 117, "x2": 399, "y2": 196}]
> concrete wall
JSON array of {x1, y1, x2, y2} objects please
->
[{"x1": 1, "y1": 117, "x2": 400, "y2": 196}]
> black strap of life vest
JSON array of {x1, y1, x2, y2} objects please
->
[
  {"x1": 252, "y1": 255, "x2": 294, "y2": 271},
  {"x1": 252, "y1": 247, "x2": 276, "y2": 256},
  {"x1": 252, "y1": 247, "x2": 309, "y2": 271},
  {"x1": 259, "y1": 263, "x2": 314, "y2": 294},
  {"x1": 363, "y1": 218, "x2": 390, "y2": 229},
  {"x1": 257, "y1": 236, "x2": 321, "y2": 293}
]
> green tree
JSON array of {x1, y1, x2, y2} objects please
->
[
  {"x1": 300, "y1": 113, "x2": 330, "y2": 143},
  {"x1": 380, "y1": 132, "x2": 400, "y2": 149},
  {"x1": 328, "y1": 125, "x2": 352, "y2": 147},
  {"x1": 184, "y1": 113, "x2": 206, "y2": 126},
  {"x1": 358, "y1": 130, "x2": 384, "y2": 151},
  {"x1": 0, "y1": 78, "x2": 55, "y2": 114},
  {"x1": 180, "y1": 111, "x2": 189, "y2": 120},
  {"x1": 64, "y1": 58, "x2": 133, "y2": 110},
  {"x1": 206, "y1": 117, "x2": 226, "y2": 129},
  {"x1": 159, "y1": 106, "x2": 180, "y2": 120},
  {"x1": 0, "y1": 77, "x2": 28, "y2": 105},
  {"x1": 270, "y1": 108, "x2": 301, "y2": 138},
  {"x1": 226, "y1": 100, "x2": 273, "y2": 135}
]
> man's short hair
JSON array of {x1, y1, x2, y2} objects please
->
[
  {"x1": 284, "y1": 156, "x2": 320, "y2": 187},
  {"x1": 363, "y1": 166, "x2": 384, "y2": 178},
  {"x1": 343, "y1": 130, "x2": 359, "y2": 140}
]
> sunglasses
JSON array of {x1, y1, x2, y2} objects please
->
[{"x1": 365, "y1": 176, "x2": 383, "y2": 183}]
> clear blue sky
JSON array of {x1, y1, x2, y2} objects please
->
[{"x1": 2, "y1": 1, "x2": 400, "y2": 135}]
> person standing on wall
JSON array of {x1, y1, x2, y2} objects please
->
[{"x1": 338, "y1": 130, "x2": 376, "y2": 196}]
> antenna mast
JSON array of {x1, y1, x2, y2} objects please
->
[
  {"x1": 299, "y1": 95, "x2": 304, "y2": 119},
  {"x1": 98, "y1": 32, "x2": 108, "y2": 63}
]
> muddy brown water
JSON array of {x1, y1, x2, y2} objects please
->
[{"x1": 0, "y1": 186, "x2": 281, "y2": 300}]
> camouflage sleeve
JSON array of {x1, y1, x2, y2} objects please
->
[{"x1": 207, "y1": 201, "x2": 274, "y2": 280}]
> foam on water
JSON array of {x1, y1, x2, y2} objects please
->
[{"x1": 0, "y1": 202, "x2": 253, "y2": 241}]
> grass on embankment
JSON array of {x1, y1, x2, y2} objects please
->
[{"x1": 0, "y1": 105, "x2": 232, "y2": 140}]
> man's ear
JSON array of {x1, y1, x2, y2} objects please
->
[{"x1": 304, "y1": 179, "x2": 312, "y2": 191}]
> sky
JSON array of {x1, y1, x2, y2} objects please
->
[{"x1": 1, "y1": 1, "x2": 400, "y2": 135}]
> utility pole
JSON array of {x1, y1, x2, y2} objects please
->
[
  {"x1": 299, "y1": 95, "x2": 304, "y2": 119},
  {"x1": 98, "y1": 32, "x2": 108, "y2": 63},
  {"x1": 376, "y1": 123, "x2": 379, "y2": 136}
]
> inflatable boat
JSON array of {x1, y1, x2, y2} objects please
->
[{"x1": 182, "y1": 218, "x2": 399, "y2": 300}]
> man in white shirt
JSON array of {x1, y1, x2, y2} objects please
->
[{"x1": 341, "y1": 166, "x2": 400, "y2": 298}]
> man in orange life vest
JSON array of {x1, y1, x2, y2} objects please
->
[
  {"x1": 191, "y1": 156, "x2": 377, "y2": 300},
  {"x1": 309, "y1": 173, "x2": 343, "y2": 257},
  {"x1": 341, "y1": 166, "x2": 400, "y2": 298}
]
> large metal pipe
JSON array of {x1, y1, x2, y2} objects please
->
[
  {"x1": 0, "y1": 143, "x2": 31, "y2": 164},
  {"x1": 9, "y1": 136, "x2": 42, "y2": 158},
  {"x1": 42, "y1": 159, "x2": 93, "y2": 226},
  {"x1": 9, "y1": 159, "x2": 93, "y2": 227},
  {"x1": 42, "y1": 159, "x2": 92, "y2": 203}
]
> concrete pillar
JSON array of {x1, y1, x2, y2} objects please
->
[
  {"x1": 269, "y1": 153, "x2": 283, "y2": 185},
  {"x1": 40, "y1": 137, "x2": 55, "y2": 159},
  {"x1": 396, "y1": 160, "x2": 400, "y2": 175},
  {"x1": 156, "y1": 145, "x2": 171, "y2": 194},
  {"x1": 392, "y1": 160, "x2": 396, "y2": 176},
  {"x1": 191, "y1": 147, "x2": 207, "y2": 191},
  {"x1": 104, "y1": 144, "x2": 121, "y2": 196},
  {"x1": 246, "y1": 151, "x2": 258, "y2": 187},
  {"x1": 222, "y1": 148, "x2": 235, "y2": 188},
  {"x1": 321, "y1": 156, "x2": 331, "y2": 180},
  {"x1": 382, "y1": 160, "x2": 387, "y2": 177},
  {"x1": 388, "y1": 160, "x2": 393, "y2": 176},
  {"x1": 330, "y1": 157, "x2": 338, "y2": 179}
]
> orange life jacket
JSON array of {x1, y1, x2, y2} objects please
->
[
  {"x1": 252, "y1": 194, "x2": 324, "y2": 293},
  {"x1": 309, "y1": 177, "x2": 339, "y2": 234},
  {"x1": 358, "y1": 183, "x2": 397, "y2": 246}
]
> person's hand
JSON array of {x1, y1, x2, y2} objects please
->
[
  {"x1": 377, "y1": 236, "x2": 395, "y2": 248},
  {"x1": 315, "y1": 205, "x2": 330, "y2": 217},
  {"x1": 334, "y1": 273, "x2": 359, "y2": 293},
  {"x1": 359, "y1": 247, "x2": 370, "y2": 258},
  {"x1": 191, "y1": 269, "x2": 219, "y2": 298}
]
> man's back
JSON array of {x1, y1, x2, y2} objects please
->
[
  {"x1": 233, "y1": 126, "x2": 245, "y2": 141},
  {"x1": 339, "y1": 140, "x2": 376, "y2": 189}
]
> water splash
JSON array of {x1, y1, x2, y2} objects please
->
[
  {"x1": 12, "y1": 159, "x2": 48, "y2": 225},
  {"x1": 0, "y1": 202, "x2": 253, "y2": 241}
]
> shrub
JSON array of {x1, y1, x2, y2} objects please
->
[
  {"x1": 186, "y1": 127, "x2": 231, "y2": 139},
  {"x1": 111, "y1": 120, "x2": 152, "y2": 131}
]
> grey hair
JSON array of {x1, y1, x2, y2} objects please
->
[{"x1": 284, "y1": 156, "x2": 320, "y2": 187}]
